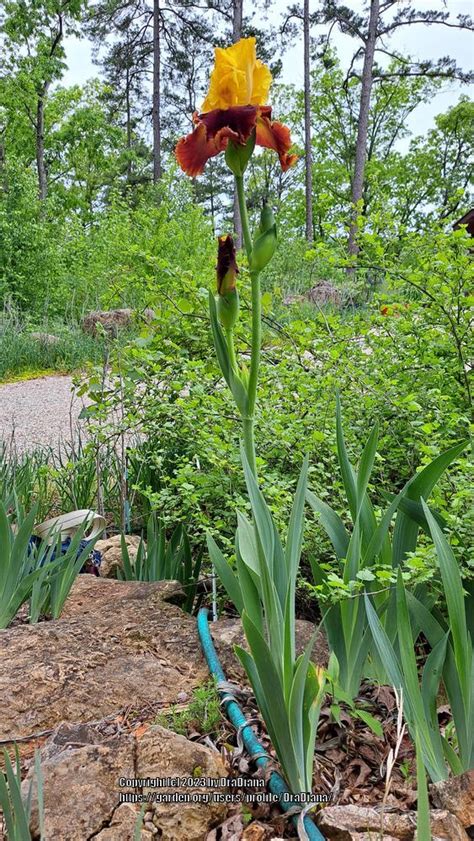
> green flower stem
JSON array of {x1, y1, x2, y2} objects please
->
[
  {"x1": 242, "y1": 417, "x2": 257, "y2": 477},
  {"x1": 235, "y1": 174, "x2": 262, "y2": 478},
  {"x1": 225, "y1": 328, "x2": 238, "y2": 374},
  {"x1": 247, "y1": 269, "x2": 261, "y2": 418},
  {"x1": 235, "y1": 175, "x2": 253, "y2": 259}
]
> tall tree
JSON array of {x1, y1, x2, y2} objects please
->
[
  {"x1": 88, "y1": 0, "x2": 221, "y2": 185},
  {"x1": 318, "y1": 1, "x2": 474, "y2": 265},
  {"x1": 282, "y1": 2, "x2": 320, "y2": 241},
  {"x1": 152, "y1": 0, "x2": 161, "y2": 182},
  {"x1": 303, "y1": 0, "x2": 313, "y2": 241},
  {"x1": 1, "y1": 0, "x2": 85, "y2": 200},
  {"x1": 347, "y1": 0, "x2": 379, "y2": 262}
]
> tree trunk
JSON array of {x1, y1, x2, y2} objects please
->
[
  {"x1": 36, "y1": 93, "x2": 48, "y2": 201},
  {"x1": 347, "y1": 0, "x2": 379, "y2": 264},
  {"x1": 232, "y1": 0, "x2": 243, "y2": 249},
  {"x1": 35, "y1": 14, "x2": 63, "y2": 202},
  {"x1": 125, "y1": 61, "x2": 133, "y2": 184},
  {"x1": 303, "y1": 0, "x2": 313, "y2": 242},
  {"x1": 152, "y1": 0, "x2": 162, "y2": 183}
]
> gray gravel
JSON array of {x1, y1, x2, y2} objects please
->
[{"x1": 0, "y1": 375, "x2": 90, "y2": 453}]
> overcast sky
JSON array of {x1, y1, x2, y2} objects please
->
[{"x1": 62, "y1": 0, "x2": 474, "y2": 143}]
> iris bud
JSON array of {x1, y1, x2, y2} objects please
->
[
  {"x1": 250, "y1": 204, "x2": 277, "y2": 272},
  {"x1": 217, "y1": 289, "x2": 240, "y2": 332},
  {"x1": 259, "y1": 203, "x2": 275, "y2": 234},
  {"x1": 216, "y1": 234, "x2": 240, "y2": 331}
]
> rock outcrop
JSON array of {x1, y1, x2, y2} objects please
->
[
  {"x1": 315, "y1": 804, "x2": 470, "y2": 841},
  {"x1": 22, "y1": 721, "x2": 228, "y2": 840},
  {"x1": 28, "y1": 331, "x2": 61, "y2": 346},
  {"x1": 0, "y1": 575, "x2": 330, "y2": 839},
  {"x1": 430, "y1": 770, "x2": 474, "y2": 829},
  {"x1": 96, "y1": 533, "x2": 142, "y2": 578},
  {"x1": 0, "y1": 577, "x2": 205, "y2": 743},
  {"x1": 82, "y1": 309, "x2": 155, "y2": 336}
]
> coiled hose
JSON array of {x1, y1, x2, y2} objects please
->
[{"x1": 197, "y1": 608, "x2": 326, "y2": 841}]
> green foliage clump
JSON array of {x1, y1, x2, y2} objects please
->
[
  {"x1": 155, "y1": 681, "x2": 222, "y2": 739},
  {"x1": 0, "y1": 747, "x2": 44, "y2": 841},
  {"x1": 0, "y1": 502, "x2": 100, "y2": 628},
  {"x1": 119, "y1": 513, "x2": 202, "y2": 613}
]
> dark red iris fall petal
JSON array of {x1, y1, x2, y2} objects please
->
[
  {"x1": 176, "y1": 106, "x2": 258, "y2": 177},
  {"x1": 175, "y1": 104, "x2": 297, "y2": 177}
]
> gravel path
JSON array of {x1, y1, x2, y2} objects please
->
[{"x1": 0, "y1": 375, "x2": 90, "y2": 453}]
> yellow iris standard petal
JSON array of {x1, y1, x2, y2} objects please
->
[
  {"x1": 201, "y1": 37, "x2": 272, "y2": 112},
  {"x1": 250, "y1": 60, "x2": 272, "y2": 105}
]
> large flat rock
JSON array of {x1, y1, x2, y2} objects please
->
[
  {"x1": 22, "y1": 721, "x2": 228, "y2": 841},
  {"x1": 0, "y1": 574, "x2": 327, "y2": 760},
  {"x1": 0, "y1": 576, "x2": 209, "y2": 743}
]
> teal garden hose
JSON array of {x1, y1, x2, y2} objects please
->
[{"x1": 197, "y1": 608, "x2": 326, "y2": 841}]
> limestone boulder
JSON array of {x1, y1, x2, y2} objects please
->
[
  {"x1": 28, "y1": 331, "x2": 61, "y2": 346},
  {"x1": 23, "y1": 721, "x2": 228, "y2": 841},
  {"x1": 430, "y1": 809, "x2": 471, "y2": 841},
  {"x1": 24, "y1": 723, "x2": 135, "y2": 840},
  {"x1": 82, "y1": 308, "x2": 155, "y2": 336},
  {"x1": 136, "y1": 725, "x2": 228, "y2": 839},
  {"x1": 316, "y1": 806, "x2": 415, "y2": 840},
  {"x1": 82, "y1": 308, "x2": 133, "y2": 335},
  {"x1": 306, "y1": 282, "x2": 342, "y2": 307},
  {"x1": 315, "y1": 805, "x2": 469, "y2": 841},
  {"x1": 430, "y1": 770, "x2": 474, "y2": 828},
  {"x1": 94, "y1": 804, "x2": 154, "y2": 840},
  {"x1": 96, "y1": 533, "x2": 142, "y2": 578},
  {"x1": 0, "y1": 576, "x2": 205, "y2": 744}
]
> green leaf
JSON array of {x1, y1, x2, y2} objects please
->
[
  {"x1": 240, "y1": 447, "x2": 275, "y2": 578},
  {"x1": 209, "y1": 292, "x2": 248, "y2": 415},
  {"x1": 306, "y1": 490, "x2": 349, "y2": 559},
  {"x1": 236, "y1": 511, "x2": 260, "y2": 576},
  {"x1": 285, "y1": 456, "x2": 308, "y2": 582},
  {"x1": 416, "y1": 730, "x2": 432, "y2": 841},
  {"x1": 335, "y1": 393, "x2": 357, "y2": 520},
  {"x1": 356, "y1": 422, "x2": 379, "y2": 515},
  {"x1": 421, "y1": 500, "x2": 470, "y2": 698},
  {"x1": 392, "y1": 440, "x2": 468, "y2": 566},
  {"x1": 288, "y1": 628, "x2": 321, "y2": 790},
  {"x1": 240, "y1": 613, "x2": 302, "y2": 792},
  {"x1": 354, "y1": 709, "x2": 383, "y2": 738},
  {"x1": 206, "y1": 534, "x2": 243, "y2": 614}
]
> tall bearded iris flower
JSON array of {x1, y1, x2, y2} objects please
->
[
  {"x1": 176, "y1": 37, "x2": 297, "y2": 478},
  {"x1": 175, "y1": 38, "x2": 298, "y2": 177}
]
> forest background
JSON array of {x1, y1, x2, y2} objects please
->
[{"x1": 0, "y1": 0, "x2": 473, "y2": 598}]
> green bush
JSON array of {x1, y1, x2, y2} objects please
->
[{"x1": 80, "y1": 225, "x2": 472, "y2": 599}]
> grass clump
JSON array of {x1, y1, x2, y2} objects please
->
[
  {"x1": 155, "y1": 681, "x2": 222, "y2": 739},
  {"x1": 0, "y1": 317, "x2": 106, "y2": 382}
]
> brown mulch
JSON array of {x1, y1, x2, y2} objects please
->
[{"x1": 200, "y1": 682, "x2": 420, "y2": 839}]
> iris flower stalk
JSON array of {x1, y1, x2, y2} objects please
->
[
  {"x1": 177, "y1": 42, "x2": 329, "y2": 806},
  {"x1": 176, "y1": 37, "x2": 297, "y2": 476}
]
